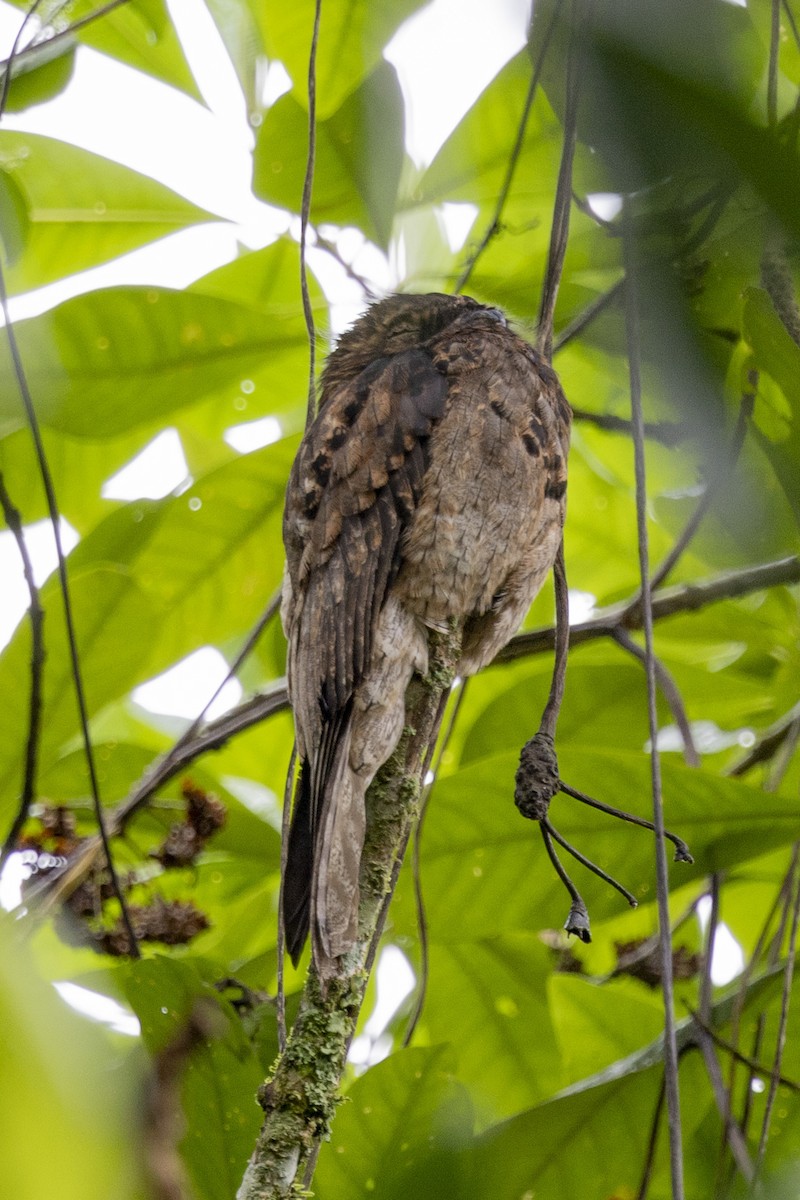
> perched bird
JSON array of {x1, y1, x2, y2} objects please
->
[{"x1": 281, "y1": 292, "x2": 571, "y2": 972}]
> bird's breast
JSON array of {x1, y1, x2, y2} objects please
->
[{"x1": 394, "y1": 386, "x2": 562, "y2": 626}]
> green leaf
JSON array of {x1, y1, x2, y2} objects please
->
[
  {"x1": 253, "y1": 0, "x2": 425, "y2": 119},
  {"x1": 0, "y1": 287, "x2": 311, "y2": 438},
  {"x1": 0, "y1": 166, "x2": 29, "y2": 265},
  {"x1": 580, "y1": 8, "x2": 800, "y2": 234},
  {"x1": 60, "y1": 439, "x2": 294, "y2": 678},
  {"x1": 418, "y1": 935, "x2": 565, "y2": 1124},
  {"x1": 253, "y1": 61, "x2": 404, "y2": 248},
  {"x1": 120, "y1": 956, "x2": 262, "y2": 1200},
  {"x1": 203, "y1": 0, "x2": 264, "y2": 114},
  {"x1": 0, "y1": 422, "x2": 164, "y2": 531},
  {"x1": 0, "y1": 40, "x2": 75, "y2": 112},
  {"x1": 191, "y1": 234, "x2": 326, "y2": 318},
  {"x1": 460, "y1": 968, "x2": 786, "y2": 1198},
  {"x1": 548, "y1": 974, "x2": 665, "y2": 1087},
  {"x1": 465, "y1": 1063, "x2": 662, "y2": 1200},
  {"x1": 411, "y1": 52, "x2": 609, "y2": 313},
  {"x1": 0, "y1": 566, "x2": 157, "y2": 807},
  {"x1": 0, "y1": 916, "x2": 143, "y2": 1200},
  {"x1": 743, "y1": 286, "x2": 800, "y2": 521},
  {"x1": 0, "y1": 131, "x2": 214, "y2": 294},
  {"x1": 5, "y1": 0, "x2": 201, "y2": 99},
  {"x1": 314, "y1": 1046, "x2": 473, "y2": 1200}
]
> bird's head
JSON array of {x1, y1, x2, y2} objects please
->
[{"x1": 321, "y1": 292, "x2": 506, "y2": 395}]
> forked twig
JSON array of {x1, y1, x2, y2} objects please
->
[
  {"x1": 612, "y1": 627, "x2": 700, "y2": 768},
  {"x1": 540, "y1": 822, "x2": 590, "y2": 942},
  {"x1": 542, "y1": 816, "x2": 639, "y2": 908}
]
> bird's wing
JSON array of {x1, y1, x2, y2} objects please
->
[
  {"x1": 284, "y1": 346, "x2": 449, "y2": 738},
  {"x1": 281, "y1": 346, "x2": 449, "y2": 963}
]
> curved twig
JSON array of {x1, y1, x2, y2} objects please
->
[
  {"x1": 0, "y1": 256, "x2": 138, "y2": 955},
  {"x1": 301, "y1": 0, "x2": 322, "y2": 429},
  {"x1": 455, "y1": 4, "x2": 559, "y2": 293},
  {"x1": 0, "y1": 472, "x2": 44, "y2": 868},
  {"x1": 543, "y1": 816, "x2": 638, "y2": 907},
  {"x1": 403, "y1": 679, "x2": 470, "y2": 1047},
  {"x1": 537, "y1": 0, "x2": 583, "y2": 359},
  {"x1": 612, "y1": 628, "x2": 700, "y2": 768},
  {"x1": 624, "y1": 200, "x2": 684, "y2": 1197}
]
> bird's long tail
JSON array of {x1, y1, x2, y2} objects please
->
[{"x1": 282, "y1": 703, "x2": 365, "y2": 971}]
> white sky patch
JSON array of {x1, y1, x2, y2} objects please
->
[
  {"x1": 0, "y1": 12, "x2": 253, "y2": 222},
  {"x1": 386, "y1": 0, "x2": 531, "y2": 166},
  {"x1": 652, "y1": 720, "x2": 756, "y2": 755},
  {"x1": 54, "y1": 981, "x2": 141, "y2": 1037},
  {"x1": 0, "y1": 852, "x2": 27, "y2": 910},
  {"x1": 587, "y1": 193, "x2": 623, "y2": 222},
  {"x1": 133, "y1": 646, "x2": 243, "y2": 720},
  {"x1": 697, "y1": 895, "x2": 746, "y2": 986},
  {"x1": 441, "y1": 202, "x2": 479, "y2": 252},
  {"x1": 0, "y1": 0, "x2": 285, "y2": 320},
  {"x1": 165, "y1": 0, "x2": 247, "y2": 124},
  {"x1": 224, "y1": 415, "x2": 283, "y2": 454},
  {"x1": 349, "y1": 945, "x2": 415, "y2": 1068},
  {"x1": 568, "y1": 589, "x2": 596, "y2": 623},
  {"x1": 0, "y1": 517, "x2": 79, "y2": 650},
  {"x1": 102, "y1": 428, "x2": 190, "y2": 500},
  {"x1": 5, "y1": 223, "x2": 281, "y2": 324},
  {"x1": 260, "y1": 60, "x2": 292, "y2": 108}
]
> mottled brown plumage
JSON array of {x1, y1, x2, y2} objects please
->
[{"x1": 281, "y1": 293, "x2": 571, "y2": 973}]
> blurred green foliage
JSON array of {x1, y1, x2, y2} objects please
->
[{"x1": 0, "y1": 1, "x2": 799, "y2": 1197}]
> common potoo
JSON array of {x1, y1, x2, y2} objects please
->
[{"x1": 281, "y1": 293, "x2": 571, "y2": 973}]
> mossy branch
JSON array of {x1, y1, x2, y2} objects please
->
[{"x1": 237, "y1": 626, "x2": 460, "y2": 1200}]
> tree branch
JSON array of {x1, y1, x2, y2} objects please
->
[
  {"x1": 569, "y1": 405, "x2": 688, "y2": 446},
  {"x1": 23, "y1": 553, "x2": 799, "y2": 916},
  {"x1": 497, "y1": 555, "x2": 800, "y2": 664},
  {"x1": 237, "y1": 628, "x2": 459, "y2": 1199},
  {"x1": 537, "y1": 0, "x2": 583, "y2": 359}
]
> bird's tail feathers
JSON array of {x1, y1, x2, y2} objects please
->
[
  {"x1": 312, "y1": 720, "x2": 366, "y2": 973},
  {"x1": 282, "y1": 701, "x2": 364, "y2": 971},
  {"x1": 282, "y1": 759, "x2": 314, "y2": 967}
]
